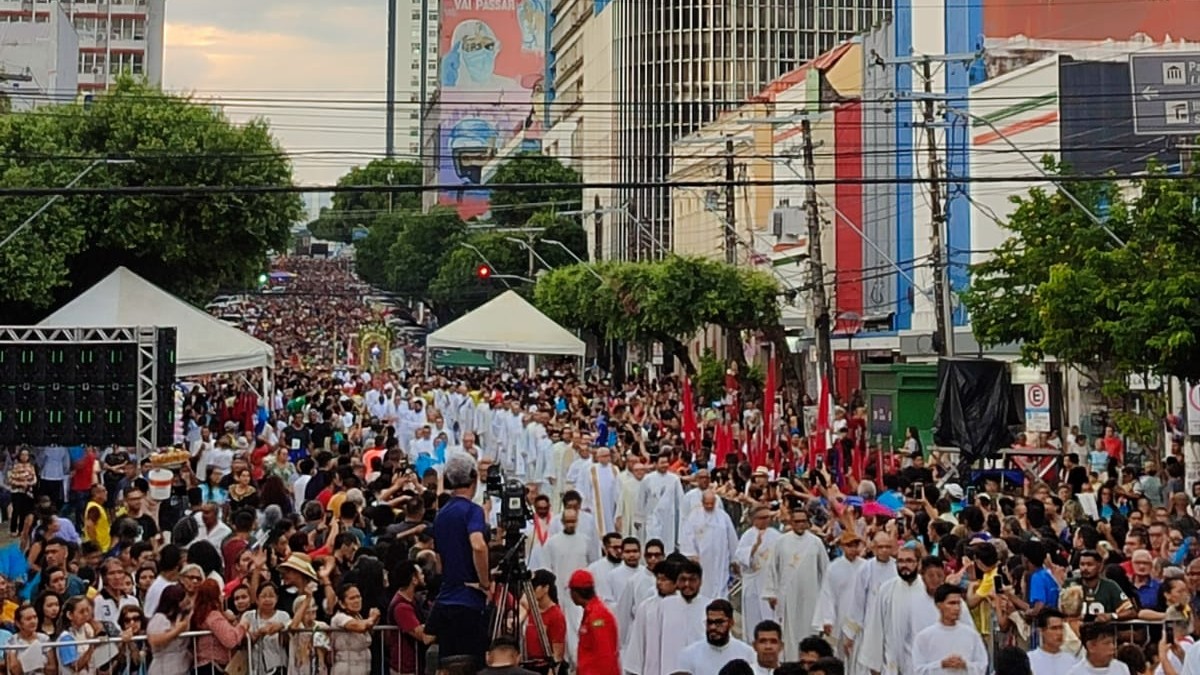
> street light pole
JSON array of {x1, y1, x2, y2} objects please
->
[
  {"x1": 503, "y1": 236, "x2": 554, "y2": 274},
  {"x1": 459, "y1": 242, "x2": 512, "y2": 289},
  {"x1": 542, "y1": 239, "x2": 604, "y2": 282},
  {"x1": 0, "y1": 158, "x2": 133, "y2": 250}
]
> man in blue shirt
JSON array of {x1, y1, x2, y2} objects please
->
[
  {"x1": 1024, "y1": 541, "x2": 1060, "y2": 615},
  {"x1": 427, "y1": 454, "x2": 492, "y2": 668}
]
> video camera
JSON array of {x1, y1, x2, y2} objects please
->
[{"x1": 486, "y1": 465, "x2": 532, "y2": 540}]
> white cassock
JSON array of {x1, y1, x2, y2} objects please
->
[
  {"x1": 679, "y1": 507, "x2": 739, "y2": 599},
  {"x1": 858, "y1": 576, "x2": 926, "y2": 675},
  {"x1": 474, "y1": 401, "x2": 494, "y2": 453},
  {"x1": 618, "y1": 570, "x2": 658, "y2": 647},
  {"x1": 761, "y1": 530, "x2": 828, "y2": 661},
  {"x1": 639, "y1": 470, "x2": 685, "y2": 551},
  {"x1": 910, "y1": 622, "x2": 989, "y2": 675},
  {"x1": 582, "y1": 462, "x2": 623, "y2": 540},
  {"x1": 549, "y1": 510, "x2": 599, "y2": 556},
  {"x1": 907, "y1": 587, "x2": 977, "y2": 668},
  {"x1": 550, "y1": 441, "x2": 575, "y2": 508},
  {"x1": 844, "y1": 558, "x2": 897, "y2": 675},
  {"x1": 565, "y1": 457, "x2": 591, "y2": 495},
  {"x1": 618, "y1": 470, "x2": 642, "y2": 539},
  {"x1": 735, "y1": 526, "x2": 782, "y2": 635},
  {"x1": 540, "y1": 530, "x2": 598, "y2": 664},
  {"x1": 812, "y1": 555, "x2": 865, "y2": 640},
  {"x1": 522, "y1": 422, "x2": 553, "y2": 493},
  {"x1": 586, "y1": 557, "x2": 622, "y2": 606},
  {"x1": 622, "y1": 594, "x2": 670, "y2": 675},
  {"x1": 608, "y1": 563, "x2": 651, "y2": 637},
  {"x1": 676, "y1": 637, "x2": 758, "y2": 675}
]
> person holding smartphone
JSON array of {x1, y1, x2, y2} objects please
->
[{"x1": 145, "y1": 584, "x2": 193, "y2": 675}]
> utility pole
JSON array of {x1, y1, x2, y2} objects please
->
[
  {"x1": 724, "y1": 136, "x2": 737, "y2": 265},
  {"x1": 385, "y1": 0, "x2": 397, "y2": 158},
  {"x1": 801, "y1": 119, "x2": 835, "y2": 398},
  {"x1": 593, "y1": 195, "x2": 603, "y2": 261},
  {"x1": 921, "y1": 56, "x2": 954, "y2": 356}
]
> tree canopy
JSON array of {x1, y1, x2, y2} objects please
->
[
  {"x1": 489, "y1": 153, "x2": 582, "y2": 227},
  {"x1": 534, "y1": 256, "x2": 782, "y2": 373},
  {"x1": 307, "y1": 158, "x2": 422, "y2": 242},
  {"x1": 0, "y1": 79, "x2": 301, "y2": 318}
]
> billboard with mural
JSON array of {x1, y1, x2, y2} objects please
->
[
  {"x1": 983, "y1": 0, "x2": 1200, "y2": 41},
  {"x1": 438, "y1": 0, "x2": 546, "y2": 219}
]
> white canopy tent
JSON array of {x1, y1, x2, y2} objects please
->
[
  {"x1": 39, "y1": 267, "x2": 275, "y2": 378},
  {"x1": 425, "y1": 291, "x2": 585, "y2": 368}
]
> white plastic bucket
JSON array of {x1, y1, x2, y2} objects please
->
[{"x1": 148, "y1": 468, "x2": 173, "y2": 501}]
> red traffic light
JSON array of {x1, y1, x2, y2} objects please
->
[{"x1": 476, "y1": 264, "x2": 492, "y2": 280}]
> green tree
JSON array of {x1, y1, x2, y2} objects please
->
[
  {"x1": 386, "y1": 208, "x2": 466, "y2": 299},
  {"x1": 428, "y1": 232, "x2": 526, "y2": 317},
  {"x1": 309, "y1": 158, "x2": 423, "y2": 241},
  {"x1": 0, "y1": 79, "x2": 301, "y2": 314},
  {"x1": 529, "y1": 212, "x2": 589, "y2": 268},
  {"x1": 489, "y1": 153, "x2": 581, "y2": 227},
  {"x1": 354, "y1": 213, "x2": 403, "y2": 288}
]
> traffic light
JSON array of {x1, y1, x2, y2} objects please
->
[{"x1": 475, "y1": 264, "x2": 492, "y2": 280}]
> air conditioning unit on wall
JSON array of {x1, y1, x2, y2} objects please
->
[{"x1": 769, "y1": 206, "x2": 804, "y2": 240}]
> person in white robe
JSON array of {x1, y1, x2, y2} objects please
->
[
  {"x1": 858, "y1": 546, "x2": 925, "y2": 675},
  {"x1": 653, "y1": 560, "x2": 711, "y2": 674},
  {"x1": 681, "y1": 469, "x2": 725, "y2": 519},
  {"x1": 552, "y1": 491, "x2": 599, "y2": 557},
  {"x1": 526, "y1": 494, "x2": 556, "y2": 571},
  {"x1": 675, "y1": 599, "x2": 757, "y2": 675},
  {"x1": 619, "y1": 461, "x2": 646, "y2": 539},
  {"x1": 582, "y1": 447, "x2": 624, "y2": 541},
  {"x1": 735, "y1": 505, "x2": 783, "y2": 635},
  {"x1": 812, "y1": 530, "x2": 865, "y2": 645},
  {"x1": 521, "y1": 412, "x2": 553, "y2": 495},
  {"x1": 638, "y1": 454, "x2": 686, "y2": 551},
  {"x1": 539, "y1": 509, "x2": 598, "y2": 665},
  {"x1": 622, "y1": 564, "x2": 680, "y2": 675},
  {"x1": 474, "y1": 398, "x2": 494, "y2": 454},
  {"x1": 761, "y1": 508, "x2": 828, "y2": 661},
  {"x1": 910, "y1": 585, "x2": 988, "y2": 675},
  {"x1": 565, "y1": 445, "x2": 592, "y2": 495},
  {"x1": 608, "y1": 538, "x2": 653, "y2": 638},
  {"x1": 617, "y1": 540, "x2": 666, "y2": 646},
  {"x1": 679, "y1": 490, "x2": 739, "y2": 599},
  {"x1": 586, "y1": 533, "x2": 625, "y2": 606},
  {"x1": 549, "y1": 429, "x2": 577, "y2": 508},
  {"x1": 844, "y1": 531, "x2": 897, "y2": 675}
]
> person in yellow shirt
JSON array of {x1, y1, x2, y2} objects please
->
[{"x1": 84, "y1": 484, "x2": 112, "y2": 553}]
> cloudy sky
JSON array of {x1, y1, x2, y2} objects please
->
[{"x1": 163, "y1": 1, "x2": 398, "y2": 188}]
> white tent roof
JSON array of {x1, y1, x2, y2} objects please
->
[
  {"x1": 427, "y1": 290, "x2": 585, "y2": 357},
  {"x1": 39, "y1": 267, "x2": 275, "y2": 377}
]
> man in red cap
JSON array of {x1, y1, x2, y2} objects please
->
[{"x1": 568, "y1": 569, "x2": 620, "y2": 675}]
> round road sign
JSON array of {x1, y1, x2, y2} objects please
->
[{"x1": 1026, "y1": 384, "x2": 1048, "y2": 409}]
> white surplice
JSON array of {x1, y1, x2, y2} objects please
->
[
  {"x1": 735, "y1": 525, "x2": 782, "y2": 635},
  {"x1": 676, "y1": 637, "x2": 758, "y2": 675},
  {"x1": 623, "y1": 594, "x2": 669, "y2": 675},
  {"x1": 550, "y1": 440, "x2": 575, "y2": 508},
  {"x1": 586, "y1": 557, "x2": 623, "y2": 607},
  {"x1": 654, "y1": 593, "x2": 712, "y2": 674},
  {"x1": 582, "y1": 462, "x2": 623, "y2": 539},
  {"x1": 910, "y1": 622, "x2": 989, "y2": 675},
  {"x1": 525, "y1": 513, "x2": 555, "y2": 571},
  {"x1": 638, "y1": 469, "x2": 686, "y2": 551},
  {"x1": 844, "y1": 557, "x2": 897, "y2": 675},
  {"x1": 858, "y1": 575, "x2": 926, "y2": 675},
  {"x1": 609, "y1": 564, "x2": 652, "y2": 638},
  {"x1": 618, "y1": 569, "x2": 658, "y2": 647},
  {"x1": 679, "y1": 506, "x2": 739, "y2": 599},
  {"x1": 812, "y1": 555, "x2": 865, "y2": 639},
  {"x1": 761, "y1": 530, "x2": 828, "y2": 661},
  {"x1": 541, "y1": 529, "x2": 598, "y2": 664},
  {"x1": 681, "y1": 487, "x2": 725, "y2": 520}
]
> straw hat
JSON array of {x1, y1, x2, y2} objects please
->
[{"x1": 278, "y1": 553, "x2": 318, "y2": 582}]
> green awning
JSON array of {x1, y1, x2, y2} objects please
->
[{"x1": 432, "y1": 350, "x2": 494, "y2": 369}]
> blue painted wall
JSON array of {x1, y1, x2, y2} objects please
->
[{"x1": 894, "y1": 0, "x2": 914, "y2": 331}]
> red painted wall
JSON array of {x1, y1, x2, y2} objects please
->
[
  {"x1": 833, "y1": 102, "x2": 864, "y2": 400},
  {"x1": 984, "y1": 0, "x2": 1200, "y2": 41}
]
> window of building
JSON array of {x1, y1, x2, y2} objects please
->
[
  {"x1": 111, "y1": 17, "x2": 145, "y2": 40},
  {"x1": 109, "y1": 51, "x2": 143, "y2": 75},
  {"x1": 78, "y1": 51, "x2": 105, "y2": 74}
]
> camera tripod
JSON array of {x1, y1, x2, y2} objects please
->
[{"x1": 487, "y1": 532, "x2": 559, "y2": 675}]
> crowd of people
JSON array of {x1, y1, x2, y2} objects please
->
[{"x1": 0, "y1": 256, "x2": 1197, "y2": 675}]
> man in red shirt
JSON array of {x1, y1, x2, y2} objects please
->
[{"x1": 567, "y1": 570, "x2": 620, "y2": 675}]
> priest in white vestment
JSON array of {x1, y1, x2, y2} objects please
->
[
  {"x1": 675, "y1": 599, "x2": 758, "y2": 675},
  {"x1": 858, "y1": 546, "x2": 925, "y2": 675},
  {"x1": 735, "y1": 505, "x2": 782, "y2": 635},
  {"x1": 844, "y1": 532, "x2": 898, "y2": 675},
  {"x1": 526, "y1": 495, "x2": 556, "y2": 571},
  {"x1": 549, "y1": 429, "x2": 577, "y2": 508},
  {"x1": 761, "y1": 509, "x2": 828, "y2": 661},
  {"x1": 656, "y1": 560, "x2": 711, "y2": 674},
  {"x1": 638, "y1": 454, "x2": 686, "y2": 551},
  {"x1": 581, "y1": 447, "x2": 623, "y2": 540},
  {"x1": 539, "y1": 509, "x2": 598, "y2": 664},
  {"x1": 553, "y1": 491, "x2": 599, "y2": 556},
  {"x1": 681, "y1": 469, "x2": 725, "y2": 519},
  {"x1": 619, "y1": 461, "x2": 646, "y2": 538},
  {"x1": 564, "y1": 445, "x2": 592, "y2": 495},
  {"x1": 910, "y1": 585, "x2": 988, "y2": 675},
  {"x1": 521, "y1": 412, "x2": 553, "y2": 495},
  {"x1": 679, "y1": 490, "x2": 739, "y2": 599},
  {"x1": 585, "y1": 533, "x2": 625, "y2": 606},
  {"x1": 618, "y1": 541, "x2": 666, "y2": 646},
  {"x1": 812, "y1": 530, "x2": 865, "y2": 643},
  {"x1": 622, "y1": 562, "x2": 680, "y2": 675}
]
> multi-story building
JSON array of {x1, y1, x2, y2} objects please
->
[
  {"x1": 0, "y1": 0, "x2": 164, "y2": 93},
  {"x1": 0, "y1": 2, "x2": 77, "y2": 110},
  {"x1": 612, "y1": 0, "x2": 891, "y2": 260},
  {"x1": 395, "y1": 0, "x2": 439, "y2": 159}
]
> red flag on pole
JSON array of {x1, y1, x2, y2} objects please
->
[
  {"x1": 681, "y1": 377, "x2": 699, "y2": 452},
  {"x1": 809, "y1": 375, "x2": 832, "y2": 471},
  {"x1": 764, "y1": 352, "x2": 779, "y2": 475}
]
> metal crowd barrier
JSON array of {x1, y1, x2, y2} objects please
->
[{"x1": 0, "y1": 624, "x2": 408, "y2": 675}]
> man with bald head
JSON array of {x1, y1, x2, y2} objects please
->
[
  {"x1": 680, "y1": 490, "x2": 739, "y2": 599},
  {"x1": 683, "y1": 468, "x2": 725, "y2": 517},
  {"x1": 540, "y1": 508, "x2": 599, "y2": 665},
  {"x1": 843, "y1": 530, "x2": 898, "y2": 675}
]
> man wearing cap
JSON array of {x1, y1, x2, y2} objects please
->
[
  {"x1": 813, "y1": 529, "x2": 865, "y2": 646},
  {"x1": 735, "y1": 506, "x2": 782, "y2": 635},
  {"x1": 569, "y1": 569, "x2": 620, "y2": 675}
]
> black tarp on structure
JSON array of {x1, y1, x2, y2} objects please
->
[{"x1": 933, "y1": 358, "x2": 1020, "y2": 464}]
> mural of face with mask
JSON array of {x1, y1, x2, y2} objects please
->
[{"x1": 458, "y1": 21, "x2": 498, "y2": 84}]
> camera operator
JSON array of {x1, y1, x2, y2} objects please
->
[{"x1": 427, "y1": 454, "x2": 492, "y2": 667}]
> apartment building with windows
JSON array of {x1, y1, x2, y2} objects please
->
[{"x1": 396, "y1": 0, "x2": 439, "y2": 158}]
